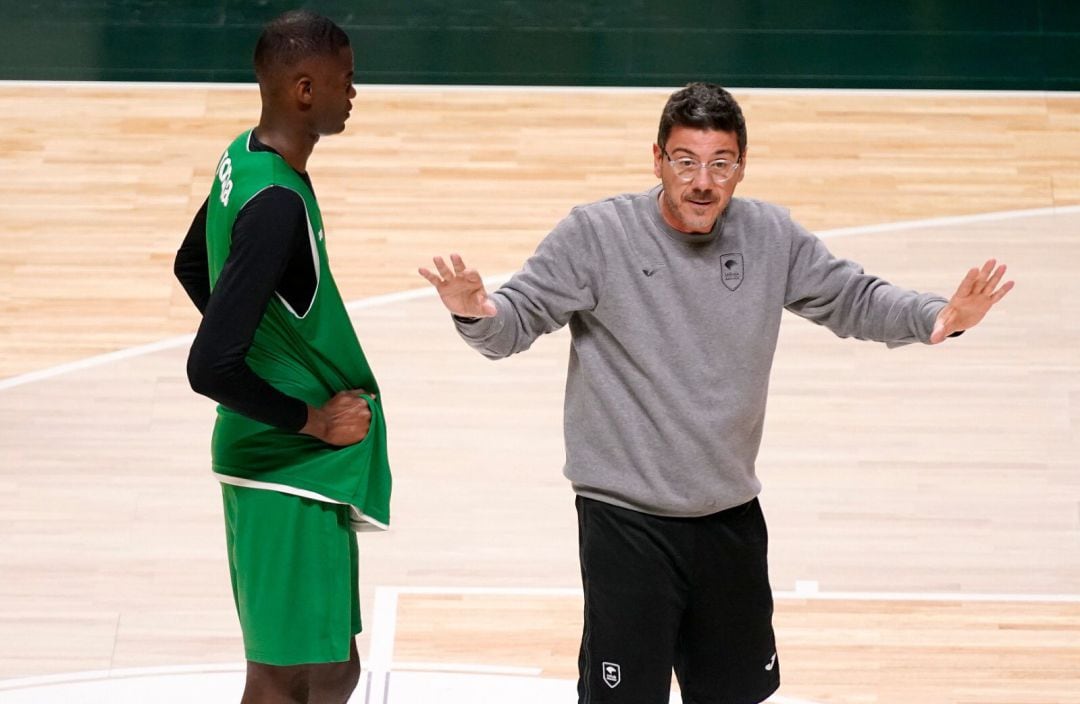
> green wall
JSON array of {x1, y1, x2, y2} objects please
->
[{"x1": 3, "y1": 1, "x2": 1078, "y2": 89}]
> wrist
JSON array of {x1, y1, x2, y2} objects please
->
[{"x1": 300, "y1": 404, "x2": 328, "y2": 439}]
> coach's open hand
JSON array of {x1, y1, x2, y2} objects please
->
[
  {"x1": 930, "y1": 259, "x2": 1014, "y2": 344},
  {"x1": 419, "y1": 253, "x2": 498, "y2": 318}
]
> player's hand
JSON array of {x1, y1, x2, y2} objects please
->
[
  {"x1": 302, "y1": 389, "x2": 376, "y2": 446},
  {"x1": 418, "y1": 253, "x2": 497, "y2": 318},
  {"x1": 930, "y1": 259, "x2": 1014, "y2": 344}
]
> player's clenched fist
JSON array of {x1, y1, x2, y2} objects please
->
[{"x1": 302, "y1": 389, "x2": 376, "y2": 446}]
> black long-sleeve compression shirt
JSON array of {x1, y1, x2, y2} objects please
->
[{"x1": 173, "y1": 135, "x2": 318, "y2": 431}]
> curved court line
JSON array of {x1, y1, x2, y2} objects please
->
[
  {"x1": 0, "y1": 661, "x2": 539, "y2": 692},
  {"x1": 0, "y1": 666, "x2": 823, "y2": 704},
  {"x1": 0, "y1": 662, "x2": 246, "y2": 691},
  {"x1": 1, "y1": 204, "x2": 1076, "y2": 394}
]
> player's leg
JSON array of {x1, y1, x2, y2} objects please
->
[
  {"x1": 240, "y1": 639, "x2": 358, "y2": 704},
  {"x1": 223, "y1": 485, "x2": 363, "y2": 703},
  {"x1": 307, "y1": 638, "x2": 361, "y2": 703},
  {"x1": 673, "y1": 498, "x2": 779, "y2": 704},
  {"x1": 241, "y1": 661, "x2": 309, "y2": 703},
  {"x1": 576, "y1": 496, "x2": 690, "y2": 704},
  {"x1": 308, "y1": 528, "x2": 363, "y2": 703}
]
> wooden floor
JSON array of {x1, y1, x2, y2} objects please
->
[
  {"x1": 0, "y1": 84, "x2": 1078, "y2": 703},
  {"x1": 2, "y1": 85, "x2": 1080, "y2": 379},
  {"x1": 393, "y1": 592, "x2": 1080, "y2": 703}
]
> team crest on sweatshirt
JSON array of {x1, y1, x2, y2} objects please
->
[
  {"x1": 720, "y1": 253, "x2": 743, "y2": 291},
  {"x1": 602, "y1": 662, "x2": 621, "y2": 688}
]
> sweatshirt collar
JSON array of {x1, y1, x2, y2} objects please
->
[{"x1": 646, "y1": 185, "x2": 727, "y2": 245}]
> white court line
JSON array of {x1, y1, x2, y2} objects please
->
[
  {"x1": 2, "y1": 80, "x2": 1079, "y2": 99},
  {"x1": 816, "y1": 204, "x2": 1080, "y2": 238},
  {"x1": 1, "y1": 204, "x2": 1077, "y2": 393},
  {"x1": 367, "y1": 583, "x2": 1075, "y2": 704},
  {"x1": 367, "y1": 584, "x2": 1080, "y2": 704},
  {"x1": 367, "y1": 588, "x2": 398, "y2": 704},
  {"x1": 0, "y1": 334, "x2": 194, "y2": 391},
  {"x1": 392, "y1": 662, "x2": 542, "y2": 676},
  {"x1": 0, "y1": 662, "x2": 245, "y2": 691},
  {"x1": 379, "y1": 584, "x2": 1080, "y2": 603},
  {"x1": 366, "y1": 586, "x2": 828, "y2": 704}
]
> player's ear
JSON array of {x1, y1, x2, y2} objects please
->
[{"x1": 294, "y1": 75, "x2": 315, "y2": 107}]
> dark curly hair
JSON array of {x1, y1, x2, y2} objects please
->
[{"x1": 657, "y1": 82, "x2": 747, "y2": 158}]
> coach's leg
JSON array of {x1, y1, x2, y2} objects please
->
[
  {"x1": 674, "y1": 498, "x2": 779, "y2": 704},
  {"x1": 576, "y1": 496, "x2": 689, "y2": 704}
]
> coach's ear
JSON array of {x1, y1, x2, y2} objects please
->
[
  {"x1": 736, "y1": 147, "x2": 748, "y2": 184},
  {"x1": 652, "y1": 143, "x2": 663, "y2": 179}
]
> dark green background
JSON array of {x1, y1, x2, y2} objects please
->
[{"x1": 3, "y1": 1, "x2": 1077, "y2": 88}]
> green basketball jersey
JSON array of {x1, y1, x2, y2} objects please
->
[{"x1": 204, "y1": 129, "x2": 391, "y2": 531}]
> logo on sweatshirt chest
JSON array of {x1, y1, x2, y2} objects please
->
[{"x1": 720, "y1": 253, "x2": 743, "y2": 291}]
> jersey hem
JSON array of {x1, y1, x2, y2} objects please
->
[{"x1": 214, "y1": 472, "x2": 389, "y2": 531}]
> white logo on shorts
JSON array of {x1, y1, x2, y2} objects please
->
[
  {"x1": 602, "y1": 661, "x2": 621, "y2": 688},
  {"x1": 765, "y1": 652, "x2": 777, "y2": 671}
]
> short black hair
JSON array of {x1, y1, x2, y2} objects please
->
[
  {"x1": 657, "y1": 83, "x2": 747, "y2": 158},
  {"x1": 253, "y1": 10, "x2": 350, "y2": 81}
]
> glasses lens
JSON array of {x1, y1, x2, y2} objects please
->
[
  {"x1": 672, "y1": 159, "x2": 697, "y2": 180},
  {"x1": 709, "y1": 162, "x2": 735, "y2": 180},
  {"x1": 668, "y1": 155, "x2": 738, "y2": 183}
]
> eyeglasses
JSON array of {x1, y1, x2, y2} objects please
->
[{"x1": 662, "y1": 149, "x2": 741, "y2": 184}]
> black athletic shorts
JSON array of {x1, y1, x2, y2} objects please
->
[{"x1": 576, "y1": 496, "x2": 779, "y2": 704}]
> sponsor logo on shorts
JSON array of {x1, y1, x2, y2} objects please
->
[
  {"x1": 765, "y1": 652, "x2": 777, "y2": 671},
  {"x1": 602, "y1": 661, "x2": 621, "y2": 688}
]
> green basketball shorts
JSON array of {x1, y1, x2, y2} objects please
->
[{"x1": 221, "y1": 484, "x2": 361, "y2": 665}]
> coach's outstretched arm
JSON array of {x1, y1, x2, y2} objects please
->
[
  {"x1": 930, "y1": 259, "x2": 1014, "y2": 344},
  {"x1": 419, "y1": 253, "x2": 498, "y2": 319},
  {"x1": 419, "y1": 209, "x2": 605, "y2": 360}
]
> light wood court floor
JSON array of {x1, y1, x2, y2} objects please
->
[{"x1": 0, "y1": 84, "x2": 1078, "y2": 703}]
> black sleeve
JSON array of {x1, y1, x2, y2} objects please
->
[
  {"x1": 174, "y1": 198, "x2": 211, "y2": 313},
  {"x1": 185, "y1": 187, "x2": 311, "y2": 432}
]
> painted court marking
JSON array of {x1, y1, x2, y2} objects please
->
[
  {"x1": 1, "y1": 204, "x2": 1076, "y2": 394},
  {"x1": 1, "y1": 205, "x2": 1076, "y2": 700},
  {"x1": 362, "y1": 584, "x2": 1080, "y2": 704}
]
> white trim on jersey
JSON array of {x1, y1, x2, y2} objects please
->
[
  {"x1": 240, "y1": 129, "x2": 321, "y2": 320},
  {"x1": 214, "y1": 472, "x2": 389, "y2": 532},
  {"x1": 278, "y1": 195, "x2": 321, "y2": 321}
]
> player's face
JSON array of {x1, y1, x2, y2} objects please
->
[
  {"x1": 306, "y1": 46, "x2": 356, "y2": 136},
  {"x1": 652, "y1": 126, "x2": 745, "y2": 234}
]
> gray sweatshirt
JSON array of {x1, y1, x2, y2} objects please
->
[{"x1": 455, "y1": 186, "x2": 947, "y2": 517}]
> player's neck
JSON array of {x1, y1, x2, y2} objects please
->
[{"x1": 253, "y1": 118, "x2": 316, "y2": 174}]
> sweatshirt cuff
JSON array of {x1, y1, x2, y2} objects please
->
[
  {"x1": 452, "y1": 303, "x2": 505, "y2": 339},
  {"x1": 920, "y1": 297, "x2": 949, "y2": 344}
]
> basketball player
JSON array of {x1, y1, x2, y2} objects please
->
[
  {"x1": 174, "y1": 11, "x2": 390, "y2": 703},
  {"x1": 419, "y1": 83, "x2": 1013, "y2": 704}
]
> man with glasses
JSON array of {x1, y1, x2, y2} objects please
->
[{"x1": 418, "y1": 82, "x2": 1012, "y2": 704}]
